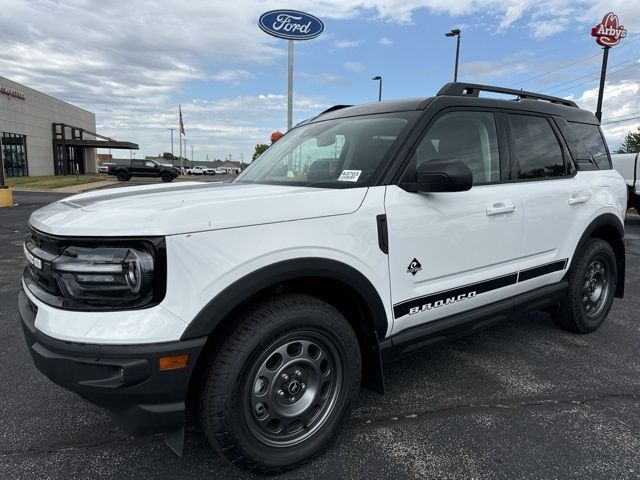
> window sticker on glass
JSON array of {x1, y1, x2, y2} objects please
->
[{"x1": 338, "y1": 170, "x2": 362, "y2": 182}]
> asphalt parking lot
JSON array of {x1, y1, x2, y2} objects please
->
[{"x1": 1, "y1": 191, "x2": 639, "y2": 480}]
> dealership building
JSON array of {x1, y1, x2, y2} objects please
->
[{"x1": 0, "y1": 76, "x2": 136, "y2": 177}]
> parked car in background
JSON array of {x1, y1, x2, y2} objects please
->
[
  {"x1": 214, "y1": 167, "x2": 227, "y2": 175},
  {"x1": 98, "y1": 162, "x2": 117, "y2": 173},
  {"x1": 186, "y1": 166, "x2": 215, "y2": 175},
  {"x1": 611, "y1": 152, "x2": 639, "y2": 212},
  {"x1": 109, "y1": 159, "x2": 179, "y2": 182}
]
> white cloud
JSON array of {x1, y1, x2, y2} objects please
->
[
  {"x1": 211, "y1": 70, "x2": 255, "y2": 82},
  {"x1": 344, "y1": 61, "x2": 365, "y2": 73},
  {"x1": 334, "y1": 39, "x2": 361, "y2": 48},
  {"x1": 459, "y1": 54, "x2": 531, "y2": 81},
  {"x1": 573, "y1": 81, "x2": 640, "y2": 148},
  {"x1": 378, "y1": 37, "x2": 394, "y2": 45}
]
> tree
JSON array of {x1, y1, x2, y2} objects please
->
[
  {"x1": 253, "y1": 144, "x2": 269, "y2": 161},
  {"x1": 162, "y1": 152, "x2": 176, "y2": 160},
  {"x1": 616, "y1": 126, "x2": 640, "y2": 153}
]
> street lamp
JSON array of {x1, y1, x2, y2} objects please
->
[
  {"x1": 445, "y1": 28, "x2": 461, "y2": 82},
  {"x1": 190, "y1": 145, "x2": 194, "y2": 162},
  {"x1": 372, "y1": 75, "x2": 382, "y2": 102}
]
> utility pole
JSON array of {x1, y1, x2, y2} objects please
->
[
  {"x1": 190, "y1": 145, "x2": 194, "y2": 163},
  {"x1": 168, "y1": 128, "x2": 175, "y2": 159}
]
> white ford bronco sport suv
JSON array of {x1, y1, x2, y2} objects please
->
[{"x1": 19, "y1": 83, "x2": 626, "y2": 472}]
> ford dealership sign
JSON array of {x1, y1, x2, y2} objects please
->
[{"x1": 258, "y1": 10, "x2": 324, "y2": 40}]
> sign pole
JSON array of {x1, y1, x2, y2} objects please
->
[
  {"x1": 287, "y1": 39, "x2": 294, "y2": 131},
  {"x1": 595, "y1": 45, "x2": 610, "y2": 123}
]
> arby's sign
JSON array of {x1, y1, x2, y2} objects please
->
[{"x1": 591, "y1": 12, "x2": 627, "y2": 47}]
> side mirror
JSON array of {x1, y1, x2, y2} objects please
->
[{"x1": 402, "y1": 159, "x2": 472, "y2": 193}]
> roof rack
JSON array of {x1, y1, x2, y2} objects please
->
[
  {"x1": 437, "y1": 82, "x2": 578, "y2": 108},
  {"x1": 319, "y1": 104, "x2": 353, "y2": 115}
]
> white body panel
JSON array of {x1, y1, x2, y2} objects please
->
[
  {"x1": 26, "y1": 186, "x2": 392, "y2": 344},
  {"x1": 385, "y1": 184, "x2": 524, "y2": 334},
  {"x1": 29, "y1": 183, "x2": 367, "y2": 236},
  {"x1": 611, "y1": 153, "x2": 638, "y2": 188}
]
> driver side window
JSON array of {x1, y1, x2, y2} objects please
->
[{"x1": 413, "y1": 111, "x2": 500, "y2": 185}]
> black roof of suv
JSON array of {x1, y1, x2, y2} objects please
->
[{"x1": 311, "y1": 82, "x2": 597, "y2": 125}]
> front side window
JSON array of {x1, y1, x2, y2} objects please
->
[
  {"x1": 236, "y1": 113, "x2": 414, "y2": 187},
  {"x1": 510, "y1": 115, "x2": 566, "y2": 179},
  {"x1": 569, "y1": 122, "x2": 611, "y2": 170},
  {"x1": 411, "y1": 111, "x2": 500, "y2": 185}
]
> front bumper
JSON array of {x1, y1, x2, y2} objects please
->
[{"x1": 19, "y1": 290, "x2": 207, "y2": 436}]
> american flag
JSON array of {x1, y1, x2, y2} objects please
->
[{"x1": 179, "y1": 105, "x2": 186, "y2": 135}]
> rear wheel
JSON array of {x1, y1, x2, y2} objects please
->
[
  {"x1": 116, "y1": 171, "x2": 128, "y2": 181},
  {"x1": 200, "y1": 294, "x2": 361, "y2": 472},
  {"x1": 161, "y1": 172, "x2": 173, "y2": 182},
  {"x1": 553, "y1": 238, "x2": 617, "y2": 333}
]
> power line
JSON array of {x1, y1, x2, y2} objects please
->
[
  {"x1": 506, "y1": 36, "x2": 640, "y2": 89},
  {"x1": 601, "y1": 116, "x2": 640, "y2": 126},
  {"x1": 540, "y1": 56, "x2": 640, "y2": 93},
  {"x1": 602, "y1": 111, "x2": 640, "y2": 121},
  {"x1": 547, "y1": 62, "x2": 640, "y2": 95},
  {"x1": 505, "y1": 51, "x2": 602, "y2": 87}
]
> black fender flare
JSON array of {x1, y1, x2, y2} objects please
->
[
  {"x1": 568, "y1": 213, "x2": 625, "y2": 297},
  {"x1": 180, "y1": 258, "x2": 389, "y2": 341}
]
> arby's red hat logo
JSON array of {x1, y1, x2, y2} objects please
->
[{"x1": 591, "y1": 12, "x2": 627, "y2": 47}]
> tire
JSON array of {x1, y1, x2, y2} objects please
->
[
  {"x1": 552, "y1": 238, "x2": 617, "y2": 333},
  {"x1": 187, "y1": 171, "x2": 192, "y2": 175},
  {"x1": 200, "y1": 294, "x2": 361, "y2": 473},
  {"x1": 116, "y1": 171, "x2": 127, "y2": 182},
  {"x1": 161, "y1": 172, "x2": 173, "y2": 182}
]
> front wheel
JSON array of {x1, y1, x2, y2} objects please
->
[
  {"x1": 200, "y1": 294, "x2": 361, "y2": 472},
  {"x1": 553, "y1": 238, "x2": 617, "y2": 333},
  {"x1": 161, "y1": 172, "x2": 173, "y2": 182}
]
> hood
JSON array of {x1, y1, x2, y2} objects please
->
[{"x1": 29, "y1": 182, "x2": 368, "y2": 236}]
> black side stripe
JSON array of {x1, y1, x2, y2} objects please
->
[
  {"x1": 518, "y1": 259, "x2": 568, "y2": 282},
  {"x1": 393, "y1": 258, "x2": 568, "y2": 319}
]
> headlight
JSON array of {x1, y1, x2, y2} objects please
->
[
  {"x1": 23, "y1": 231, "x2": 166, "y2": 310},
  {"x1": 51, "y1": 246, "x2": 155, "y2": 306}
]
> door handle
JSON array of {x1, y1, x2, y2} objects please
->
[
  {"x1": 486, "y1": 202, "x2": 516, "y2": 216},
  {"x1": 568, "y1": 194, "x2": 589, "y2": 205}
]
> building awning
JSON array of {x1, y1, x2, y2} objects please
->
[{"x1": 52, "y1": 123, "x2": 138, "y2": 150}]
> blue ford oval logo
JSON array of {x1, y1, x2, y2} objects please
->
[{"x1": 258, "y1": 10, "x2": 324, "y2": 41}]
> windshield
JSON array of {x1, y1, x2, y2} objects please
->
[{"x1": 236, "y1": 113, "x2": 415, "y2": 187}]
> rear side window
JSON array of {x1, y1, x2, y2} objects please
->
[
  {"x1": 509, "y1": 115, "x2": 566, "y2": 179},
  {"x1": 569, "y1": 122, "x2": 611, "y2": 170}
]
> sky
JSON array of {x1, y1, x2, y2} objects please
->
[{"x1": 2, "y1": 0, "x2": 639, "y2": 161}]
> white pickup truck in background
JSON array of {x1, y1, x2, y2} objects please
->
[{"x1": 611, "y1": 153, "x2": 640, "y2": 212}]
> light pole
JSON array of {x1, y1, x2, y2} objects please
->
[
  {"x1": 445, "y1": 28, "x2": 461, "y2": 82},
  {"x1": 190, "y1": 145, "x2": 194, "y2": 163},
  {"x1": 371, "y1": 76, "x2": 382, "y2": 102},
  {"x1": 168, "y1": 128, "x2": 175, "y2": 159}
]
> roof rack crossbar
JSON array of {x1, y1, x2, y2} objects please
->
[{"x1": 437, "y1": 82, "x2": 578, "y2": 108}]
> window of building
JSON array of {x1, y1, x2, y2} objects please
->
[
  {"x1": 2, "y1": 132, "x2": 28, "y2": 177},
  {"x1": 569, "y1": 122, "x2": 611, "y2": 170},
  {"x1": 412, "y1": 111, "x2": 500, "y2": 185},
  {"x1": 509, "y1": 115, "x2": 566, "y2": 179}
]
